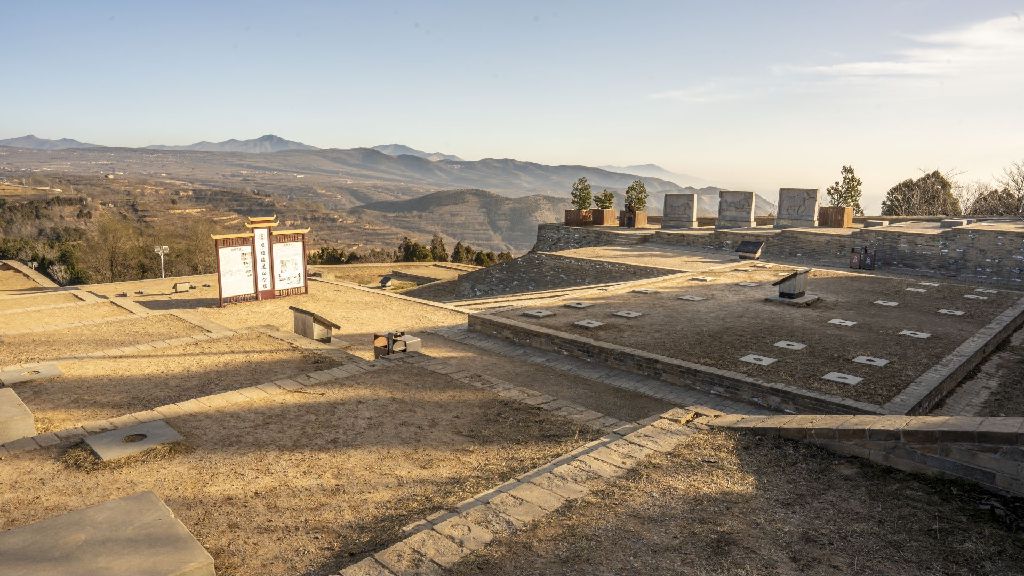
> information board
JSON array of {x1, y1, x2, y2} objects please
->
[
  {"x1": 273, "y1": 241, "x2": 306, "y2": 290},
  {"x1": 254, "y1": 228, "x2": 273, "y2": 293},
  {"x1": 217, "y1": 245, "x2": 255, "y2": 298}
]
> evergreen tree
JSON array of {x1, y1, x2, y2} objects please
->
[
  {"x1": 881, "y1": 171, "x2": 961, "y2": 216},
  {"x1": 825, "y1": 165, "x2": 864, "y2": 215},
  {"x1": 450, "y1": 241, "x2": 466, "y2": 263},
  {"x1": 570, "y1": 177, "x2": 593, "y2": 211},
  {"x1": 429, "y1": 233, "x2": 449, "y2": 262},
  {"x1": 624, "y1": 180, "x2": 648, "y2": 212}
]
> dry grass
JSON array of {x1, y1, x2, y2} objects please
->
[
  {"x1": 15, "y1": 332, "x2": 341, "y2": 432},
  {"x1": 0, "y1": 365, "x2": 597, "y2": 576},
  {"x1": 0, "y1": 291, "x2": 82, "y2": 312},
  {"x1": 0, "y1": 268, "x2": 43, "y2": 292},
  {"x1": 0, "y1": 301, "x2": 131, "y2": 334},
  {"x1": 0, "y1": 314, "x2": 204, "y2": 367},
  {"x1": 452, "y1": 429, "x2": 1024, "y2": 576},
  {"x1": 500, "y1": 267, "x2": 1020, "y2": 405}
]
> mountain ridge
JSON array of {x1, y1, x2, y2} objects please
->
[
  {"x1": 145, "y1": 134, "x2": 317, "y2": 153},
  {"x1": 0, "y1": 135, "x2": 102, "y2": 150},
  {"x1": 371, "y1": 144, "x2": 462, "y2": 162}
]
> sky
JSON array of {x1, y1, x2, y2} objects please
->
[{"x1": 3, "y1": 1, "x2": 1023, "y2": 212}]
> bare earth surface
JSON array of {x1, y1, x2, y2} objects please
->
[
  {"x1": 451, "y1": 429, "x2": 1024, "y2": 576},
  {"x1": 310, "y1": 263, "x2": 470, "y2": 287},
  {"x1": 0, "y1": 314, "x2": 204, "y2": 367},
  {"x1": 0, "y1": 300, "x2": 131, "y2": 333},
  {"x1": 15, "y1": 332, "x2": 342, "y2": 432},
  {"x1": 498, "y1": 267, "x2": 1020, "y2": 405},
  {"x1": 0, "y1": 365, "x2": 596, "y2": 576},
  {"x1": 0, "y1": 268, "x2": 44, "y2": 293},
  {"x1": 548, "y1": 245, "x2": 736, "y2": 272},
  {"x1": 0, "y1": 290, "x2": 82, "y2": 312},
  {"x1": 420, "y1": 333, "x2": 673, "y2": 422}
]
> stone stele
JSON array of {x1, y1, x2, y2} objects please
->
[
  {"x1": 0, "y1": 491, "x2": 215, "y2": 576},
  {"x1": 774, "y1": 188, "x2": 819, "y2": 228},
  {"x1": 716, "y1": 191, "x2": 756, "y2": 229},
  {"x1": 661, "y1": 193, "x2": 698, "y2": 229}
]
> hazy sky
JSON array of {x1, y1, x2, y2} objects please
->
[{"x1": 4, "y1": 1, "x2": 1023, "y2": 211}]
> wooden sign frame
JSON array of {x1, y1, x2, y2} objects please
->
[{"x1": 212, "y1": 216, "x2": 310, "y2": 307}]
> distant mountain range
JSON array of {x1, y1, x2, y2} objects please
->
[
  {"x1": 371, "y1": 144, "x2": 462, "y2": 162},
  {"x1": 598, "y1": 163, "x2": 712, "y2": 188},
  {"x1": 0, "y1": 135, "x2": 101, "y2": 150},
  {"x1": 145, "y1": 134, "x2": 317, "y2": 153}
]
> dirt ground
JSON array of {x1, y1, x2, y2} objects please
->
[
  {"x1": 0, "y1": 290, "x2": 82, "y2": 312},
  {"x1": 0, "y1": 314, "x2": 205, "y2": 367},
  {"x1": 14, "y1": 332, "x2": 342, "y2": 432},
  {"x1": 498, "y1": 267, "x2": 1021, "y2": 405},
  {"x1": 0, "y1": 267, "x2": 44, "y2": 293},
  {"x1": 0, "y1": 365, "x2": 597, "y2": 576},
  {"x1": 0, "y1": 300, "x2": 132, "y2": 333},
  {"x1": 310, "y1": 263, "x2": 469, "y2": 287},
  {"x1": 420, "y1": 333, "x2": 673, "y2": 422},
  {"x1": 548, "y1": 245, "x2": 736, "y2": 272},
  {"x1": 451, "y1": 429, "x2": 1024, "y2": 576}
]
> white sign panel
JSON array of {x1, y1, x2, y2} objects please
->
[
  {"x1": 217, "y1": 245, "x2": 255, "y2": 298},
  {"x1": 273, "y1": 241, "x2": 305, "y2": 290},
  {"x1": 254, "y1": 228, "x2": 272, "y2": 292}
]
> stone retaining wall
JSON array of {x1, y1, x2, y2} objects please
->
[{"x1": 468, "y1": 313, "x2": 884, "y2": 415}]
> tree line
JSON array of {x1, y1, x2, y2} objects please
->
[{"x1": 307, "y1": 233, "x2": 513, "y2": 267}]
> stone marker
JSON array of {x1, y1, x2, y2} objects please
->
[
  {"x1": 905, "y1": 287, "x2": 927, "y2": 293},
  {"x1": 612, "y1": 310, "x2": 643, "y2": 318},
  {"x1": 774, "y1": 188, "x2": 819, "y2": 228},
  {"x1": 677, "y1": 295, "x2": 707, "y2": 301},
  {"x1": 919, "y1": 282, "x2": 940, "y2": 287},
  {"x1": 735, "y1": 240, "x2": 765, "y2": 260},
  {"x1": 290, "y1": 306, "x2": 340, "y2": 343},
  {"x1": 828, "y1": 319, "x2": 857, "y2": 327},
  {"x1": 563, "y1": 302, "x2": 593, "y2": 309},
  {"x1": 522, "y1": 310, "x2": 556, "y2": 318},
  {"x1": 873, "y1": 300, "x2": 899, "y2": 307},
  {"x1": 938, "y1": 309, "x2": 965, "y2": 316},
  {"x1": 963, "y1": 294, "x2": 988, "y2": 300},
  {"x1": 853, "y1": 355, "x2": 889, "y2": 367},
  {"x1": 716, "y1": 191, "x2": 756, "y2": 229},
  {"x1": 739, "y1": 354, "x2": 777, "y2": 366},
  {"x1": 85, "y1": 420, "x2": 184, "y2": 462},
  {"x1": 822, "y1": 372, "x2": 863, "y2": 385},
  {"x1": 940, "y1": 218, "x2": 969, "y2": 228},
  {"x1": 0, "y1": 363, "x2": 62, "y2": 386},
  {"x1": 0, "y1": 388, "x2": 34, "y2": 444},
  {"x1": 631, "y1": 288, "x2": 657, "y2": 294},
  {"x1": 172, "y1": 282, "x2": 191, "y2": 293},
  {"x1": 661, "y1": 193, "x2": 698, "y2": 229},
  {"x1": 573, "y1": 319, "x2": 604, "y2": 329},
  {"x1": 0, "y1": 491, "x2": 214, "y2": 576},
  {"x1": 774, "y1": 341, "x2": 807, "y2": 350},
  {"x1": 864, "y1": 220, "x2": 889, "y2": 228},
  {"x1": 976, "y1": 288, "x2": 998, "y2": 294},
  {"x1": 899, "y1": 330, "x2": 931, "y2": 339},
  {"x1": 737, "y1": 282, "x2": 760, "y2": 287}
]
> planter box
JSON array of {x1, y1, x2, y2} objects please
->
[
  {"x1": 818, "y1": 206, "x2": 853, "y2": 228},
  {"x1": 620, "y1": 210, "x2": 648, "y2": 228},
  {"x1": 564, "y1": 209, "x2": 593, "y2": 226},
  {"x1": 591, "y1": 209, "x2": 618, "y2": 226}
]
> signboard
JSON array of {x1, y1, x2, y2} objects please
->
[
  {"x1": 254, "y1": 227, "x2": 273, "y2": 294},
  {"x1": 273, "y1": 241, "x2": 305, "y2": 290},
  {"x1": 217, "y1": 245, "x2": 256, "y2": 298}
]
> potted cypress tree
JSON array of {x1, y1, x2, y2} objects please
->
[
  {"x1": 592, "y1": 189, "x2": 617, "y2": 225},
  {"x1": 564, "y1": 177, "x2": 593, "y2": 226},
  {"x1": 621, "y1": 179, "x2": 649, "y2": 227}
]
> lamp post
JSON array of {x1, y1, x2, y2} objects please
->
[{"x1": 154, "y1": 246, "x2": 169, "y2": 279}]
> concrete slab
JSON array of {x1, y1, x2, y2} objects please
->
[
  {"x1": 774, "y1": 341, "x2": 807, "y2": 350},
  {"x1": 0, "y1": 363, "x2": 62, "y2": 386},
  {"x1": 0, "y1": 491, "x2": 214, "y2": 576},
  {"x1": 823, "y1": 372, "x2": 863, "y2": 385},
  {"x1": 737, "y1": 282, "x2": 761, "y2": 287},
  {"x1": 677, "y1": 295, "x2": 707, "y2": 301},
  {"x1": 630, "y1": 288, "x2": 658, "y2": 294},
  {"x1": 874, "y1": 300, "x2": 899, "y2": 307},
  {"x1": 0, "y1": 388, "x2": 35, "y2": 444},
  {"x1": 765, "y1": 294, "x2": 821, "y2": 307},
  {"x1": 899, "y1": 330, "x2": 931, "y2": 339},
  {"x1": 573, "y1": 319, "x2": 604, "y2": 329},
  {"x1": 739, "y1": 354, "x2": 777, "y2": 366},
  {"x1": 563, "y1": 302, "x2": 593, "y2": 309},
  {"x1": 964, "y1": 294, "x2": 988, "y2": 300},
  {"x1": 905, "y1": 287, "x2": 927, "y2": 293},
  {"x1": 612, "y1": 310, "x2": 643, "y2": 318},
  {"x1": 85, "y1": 420, "x2": 183, "y2": 462},
  {"x1": 522, "y1": 310, "x2": 555, "y2": 318},
  {"x1": 853, "y1": 355, "x2": 889, "y2": 367},
  {"x1": 828, "y1": 318, "x2": 857, "y2": 327},
  {"x1": 938, "y1": 309, "x2": 965, "y2": 316}
]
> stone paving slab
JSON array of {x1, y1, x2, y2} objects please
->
[{"x1": 85, "y1": 420, "x2": 183, "y2": 462}]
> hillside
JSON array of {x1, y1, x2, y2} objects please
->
[
  {"x1": 351, "y1": 189, "x2": 563, "y2": 251},
  {"x1": 371, "y1": 144, "x2": 462, "y2": 161},
  {"x1": 0, "y1": 135, "x2": 101, "y2": 150},
  {"x1": 145, "y1": 134, "x2": 317, "y2": 153}
]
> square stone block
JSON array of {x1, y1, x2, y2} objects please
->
[
  {"x1": 905, "y1": 288, "x2": 927, "y2": 293},
  {"x1": 563, "y1": 302, "x2": 593, "y2": 309},
  {"x1": 828, "y1": 318, "x2": 857, "y2": 327},
  {"x1": 677, "y1": 295, "x2": 707, "y2": 301},
  {"x1": 823, "y1": 372, "x2": 863, "y2": 385},
  {"x1": 774, "y1": 341, "x2": 806, "y2": 350},
  {"x1": 522, "y1": 310, "x2": 555, "y2": 318},
  {"x1": 899, "y1": 330, "x2": 931, "y2": 339},
  {"x1": 573, "y1": 319, "x2": 604, "y2": 329},
  {"x1": 938, "y1": 309, "x2": 965, "y2": 316},
  {"x1": 0, "y1": 363, "x2": 62, "y2": 386},
  {"x1": 85, "y1": 420, "x2": 183, "y2": 462},
  {"x1": 0, "y1": 388, "x2": 35, "y2": 445},
  {"x1": 0, "y1": 491, "x2": 214, "y2": 576},
  {"x1": 662, "y1": 193, "x2": 698, "y2": 229},
  {"x1": 739, "y1": 354, "x2": 777, "y2": 366},
  {"x1": 774, "y1": 188, "x2": 819, "y2": 228},
  {"x1": 853, "y1": 355, "x2": 889, "y2": 367},
  {"x1": 612, "y1": 311, "x2": 643, "y2": 318},
  {"x1": 963, "y1": 294, "x2": 988, "y2": 300},
  {"x1": 874, "y1": 300, "x2": 899, "y2": 307},
  {"x1": 716, "y1": 191, "x2": 756, "y2": 229}
]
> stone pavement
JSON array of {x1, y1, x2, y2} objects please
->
[
  {"x1": 431, "y1": 326, "x2": 771, "y2": 415},
  {"x1": 933, "y1": 328, "x2": 1024, "y2": 416}
]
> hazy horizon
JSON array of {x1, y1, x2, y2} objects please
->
[{"x1": 5, "y1": 1, "x2": 1023, "y2": 212}]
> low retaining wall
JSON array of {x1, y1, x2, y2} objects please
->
[{"x1": 468, "y1": 314, "x2": 885, "y2": 415}]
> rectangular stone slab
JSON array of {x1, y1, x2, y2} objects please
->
[
  {"x1": 716, "y1": 191, "x2": 756, "y2": 229},
  {"x1": 0, "y1": 491, "x2": 214, "y2": 576},
  {"x1": 85, "y1": 420, "x2": 183, "y2": 462},
  {"x1": 0, "y1": 388, "x2": 35, "y2": 444},
  {"x1": 0, "y1": 363, "x2": 62, "y2": 386},
  {"x1": 662, "y1": 193, "x2": 698, "y2": 229},
  {"x1": 774, "y1": 188, "x2": 819, "y2": 228}
]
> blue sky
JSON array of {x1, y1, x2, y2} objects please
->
[{"x1": 4, "y1": 1, "x2": 1023, "y2": 211}]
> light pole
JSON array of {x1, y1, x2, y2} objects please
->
[{"x1": 154, "y1": 246, "x2": 169, "y2": 279}]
